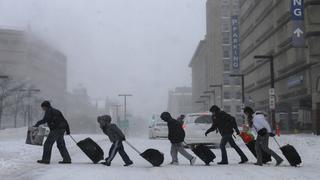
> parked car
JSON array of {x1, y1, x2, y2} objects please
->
[
  {"x1": 149, "y1": 120, "x2": 168, "y2": 139},
  {"x1": 183, "y1": 112, "x2": 220, "y2": 147}
]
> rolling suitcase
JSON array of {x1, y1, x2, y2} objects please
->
[
  {"x1": 191, "y1": 144, "x2": 216, "y2": 165},
  {"x1": 70, "y1": 136, "x2": 104, "y2": 164},
  {"x1": 273, "y1": 138, "x2": 301, "y2": 167}
]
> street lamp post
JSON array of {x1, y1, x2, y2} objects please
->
[
  {"x1": 254, "y1": 55, "x2": 276, "y2": 129},
  {"x1": 210, "y1": 84, "x2": 223, "y2": 108},
  {"x1": 204, "y1": 90, "x2": 216, "y2": 105},
  {"x1": 118, "y1": 94, "x2": 132, "y2": 131}
]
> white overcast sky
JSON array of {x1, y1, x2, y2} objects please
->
[{"x1": 0, "y1": 0, "x2": 206, "y2": 119}]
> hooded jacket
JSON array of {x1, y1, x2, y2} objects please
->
[
  {"x1": 98, "y1": 115, "x2": 125, "y2": 142},
  {"x1": 160, "y1": 112, "x2": 185, "y2": 143},
  {"x1": 206, "y1": 110, "x2": 240, "y2": 136},
  {"x1": 35, "y1": 107, "x2": 70, "y2": 133}
]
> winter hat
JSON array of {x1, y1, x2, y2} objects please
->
[
  {"x1": 160, "y1": 112, "x2": 172, "y2": 121},
  {"x1": 209, "y1": 105, "x2": 220, "y2": 113},
  {"x1": 97, "y1": 115, "x2": 111, "y2": 126},
  {"x1": 41, "y1": 101, "x2": 51, "y2": 108},
  {"x1": 243, "y1": 106, "x2": 254, "y2": 115}
]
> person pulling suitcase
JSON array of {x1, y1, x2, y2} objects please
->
[
  {"x1": 205, "y1": 105, "x2": 248, "y2": 165},
  {"x1": 243, "y1": 106, "x2": 283, "y2": 166},
  {"x1": 98, "y1": 115, "x2": 133, "y2": 166},
  {"x1": 160, "y1": 112, "x2": 196, "y2": 165},
  {"x1": 33, "y1": 101, "x2": 72, "y2": 164}
]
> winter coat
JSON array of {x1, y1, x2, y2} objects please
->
[
  {"x1": 98, "y1": 115, "x2": 125, "y2": 142},
  {"x1": 164, "y1": 118, "x2": 185, "y2": 143},
  {"x1": 35, "y1": 107, "x2": 70, "y2": 134},
  {"x1": 252, "y1": 112, "x2": 272, "y2": 134},
  {"x1": 206, "y1": 111, "x2": 240, "y2": 136}
]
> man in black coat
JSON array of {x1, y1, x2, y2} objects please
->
[
  {"x1": 160, "y1": 112, "x2": 196, "y2": 165},
  {"x1": 34, "y1": 101, "x2": 71, "y2": 164},
  {"x1": 205, "y1": 105, "x2": 248, "y2": 165}
]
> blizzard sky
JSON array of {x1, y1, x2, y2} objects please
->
[{"x1": 0, "y1": 0, "x2": 206, "y2": 119}]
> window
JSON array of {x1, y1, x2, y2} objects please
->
[
  {"x1": 236, "y1": 105, "x2": 242, "y2": 112},
  {"x1": 222, "y1": 32, "x2": 230, "y2": 44},
  {"x1": 235, "y1": 91, "x2": 241, "y2": 100},
  {"x1": 220, "y1": 4, "x2": 230, "y2": 18},
  {"x1": 224, "y1": 76, "x2": 231, "y2": 85},
  {"x1": 223, "y1": 105, "x2": 231, "y2": 113},
  {"x1": 222, "y1": 46, "x2": 230, "y2": 58},
  {"x1": 194, "y1": 115, "x2": 212, "y2": 124},
  {"x1": 224, "y1": 60, "x2": 230, "y2": 71},
  {"x1": 234, "y1": 77, "x2": 241, "y2": 85},
  {"x1": 224, "y1": 91, "x2": 231, "y2": 99},
  {"x1": 221, "y1": 19, "x2": 230, "y2": 32}
]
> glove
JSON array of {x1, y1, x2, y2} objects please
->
[
  {"x1": 66, "y1": 130, "x2": 70, "y2": 135},
  {"x1": 122, "y1": 137, "x2": 126, "y2": 141},
  {"x1": 205, "y1": 131, "x2": 209, "y2": 137},
  {"x1": 236, "y1": 130, "x2": 240, "y2": 135},
  {"x1": 269, "y1": 132, "x2": 275, "y2": 137},
  {"x1": 33, "y1": 124, "x2": 39, "y2": 127}
]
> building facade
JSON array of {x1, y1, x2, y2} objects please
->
[
  {"x1": 239, "y1": 0, "x2": 320, "y2": 133},
  {"x1": 167, "y1": 87, "x2": 193, "y2": 118},
  {"x1": 0, "y1": 28, "x2": 67, "y2": 110},
  {"x1": 190, "y1": 0, "x2": 243, "y2": 122}
]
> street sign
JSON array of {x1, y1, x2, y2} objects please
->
[
  {"x1": 291, "y1": 0, "x2": 305, "y2": 48},
  {"x1": 269, "y1": 95, "x2": 276, "y2": 110},
  {"x1": 231, "y1": 16, "x2": 240, "y2": 69},
  {"x1": 269, "y1": 88, "x2": 275, "y2": 95}
]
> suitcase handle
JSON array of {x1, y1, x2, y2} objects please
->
[
  {"x1": 69, "y1": 135, "x2": 78, "y2": 144},
  {"x1": 124, "y1": 140, "x2": 142, "y2": 154},
  {"x1": 272, "y1": 137, "x2": 281, "y2": 148}
]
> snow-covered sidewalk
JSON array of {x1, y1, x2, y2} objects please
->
[{"x1": 1, "y1": 127, "x2": 320, "y2": 180}]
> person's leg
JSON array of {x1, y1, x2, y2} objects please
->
[
  {"x1": 56, "y1": 129, "x2": 71, "y2": 162},
  {"x1": 106, "y1": 141, "x2": 120, "y2": 164},
  {"x1": 117, "y1": 141, "x2": 132, "y2": 164},
  {"x1": 170, "y1": 143, "x2": 178, "y2": 163},
  {"x1": 259, "y1": 135, "x2": 283, "y2": 164},
  {"x1": 255, "y1": 136, "x2": 263, "y2": 165},
  {"x1": 41, "y1": 130, "x2": 58, "y2": 162},
  {"x1": 219, "y1": 135, "x2": 228, "y2": 164},
  {"x1": 176, "y1": 143, "x2": 193, "y2": 160},
  {"x1": 228, "y1": 135, "x2": 248, "y2": 162}
]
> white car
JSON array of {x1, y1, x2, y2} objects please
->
[
  {"x1": 148, "y1": 121, "x2": 168, "y2": 139},
  {"x1": 183, "y1": 112, "x2": 220, "y2": 147}
]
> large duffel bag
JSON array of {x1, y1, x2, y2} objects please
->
[
  {"x1": 191, "y1": 144, "x2": 216, "y2": 165},
  {"x1": 70, "y1": 136, "x2": 104, "y2": 164},
  {"x1": 25, "y1": 127, "x2": 46, "y2": 146}
]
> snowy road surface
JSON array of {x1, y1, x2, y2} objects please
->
[{"x1": 1, "y1": 128, "x2": 320, "y2": 180}]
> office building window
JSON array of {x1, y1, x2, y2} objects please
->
[
  {"x1": 222, "y1": 46, "x2": 230, "y2": 58},
  {"x1": 234, "y1": 77, "x2": 241, "y2": 85},
  {"x1": 221, "y1": 19, "x2": 230, "y2": 32},
  {"x1": 224, "y1": 91, "x2": 231, "y2": 99},
  {"x1": 236, "y1": 105, "x2": 242, "y2": 113},
  {"x1": 223, "y1": 105, "x2": 231, "y2": 113},
  {"x1": 224, "y1": 60, "x2": 230, "y2": 71},
  {"x1": 224, "y1": 76, "x2": 231, "y2": 85},
  {"x1": 222, "y1": 32, "x2": 230, "y2": 44},
  {"x1": 235, "y1": 91, "x2": 241, "y2": 100}
]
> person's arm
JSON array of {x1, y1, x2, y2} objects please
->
[
  {"x1": 34, "y1": 111, "x2": 50, "y2": 127},
  {"x1": 205, "y1": 116, "x2": 217, "y2": 136}
]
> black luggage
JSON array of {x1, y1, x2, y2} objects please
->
[
  {"x1": 191, "y1": 144, "x2": 216, "y2": 165},
  {"x1": 70, "y1": 136, "x2": 104, "y2": 164},
  {"x1": 246, "y1": 140, "x2": 272, "y2": 164},
  {"x1": 273, "y1": 138, "x2": 301, "y2": 167}
]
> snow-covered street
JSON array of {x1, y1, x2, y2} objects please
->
[{"x1": 1, "y1": 127, "x2": 320, "y2": 180}]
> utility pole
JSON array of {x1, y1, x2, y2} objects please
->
[
  {"x1": 254, "y1": 55, "x2": 276, "y2": 129},
  {"x1": 118, "y1": 94, "x2": 132, "y2": 132}
]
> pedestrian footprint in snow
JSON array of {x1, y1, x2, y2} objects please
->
[
  {"x1": 34, "y1": 101, "x2": 72, "y2": 165},
  {"x1": 160, "y1": 112, "x2": 196, "y2": 165},
  {"x1": 205, "y1": 105, "x2": 248, "y2": 165},
  {"x1": 243, "y1": 107, "x2": 283, "y2": 166},
  {"x1": 98, "y1": 115, "x2": 133, "y2": 166}
]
